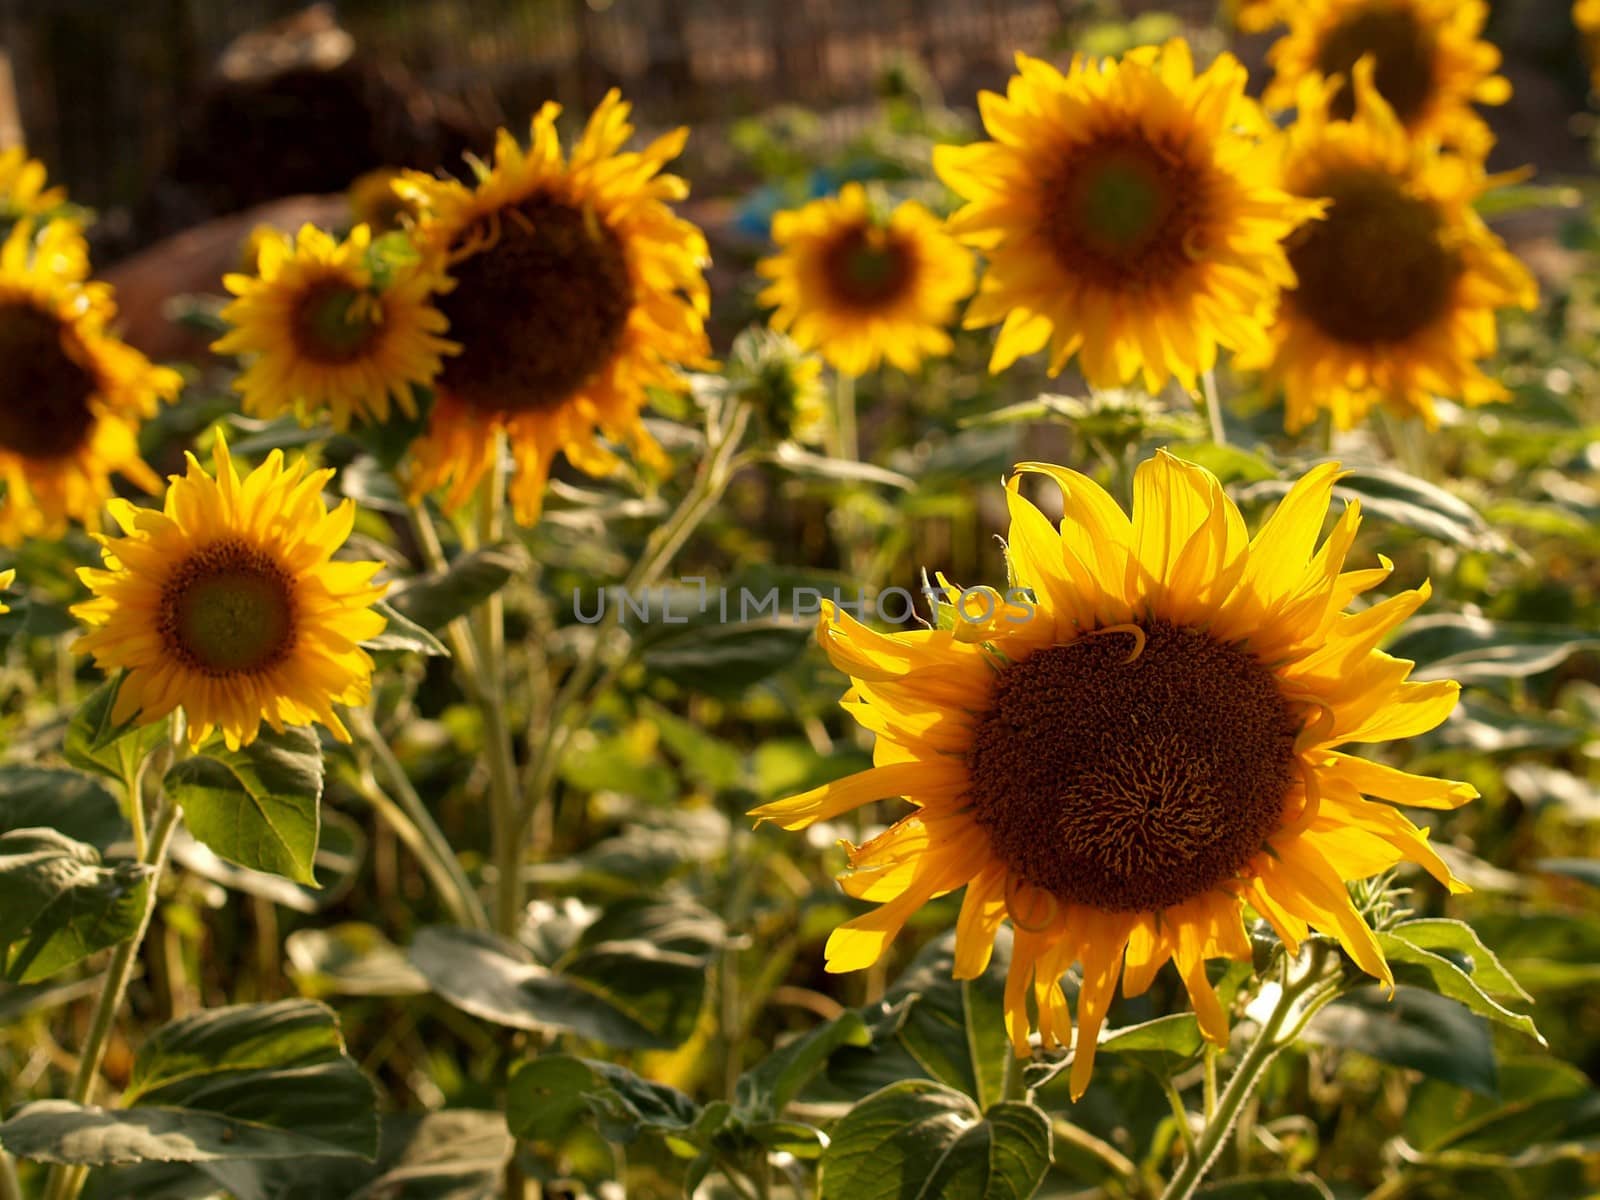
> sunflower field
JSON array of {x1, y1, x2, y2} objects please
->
[{"x1": 0, "y1": 1, "x2": 1598, "y2": 1197}]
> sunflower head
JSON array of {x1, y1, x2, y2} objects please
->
[
  {"x1": 396, "y1": 90, "x2": 712, "y2": 524},
  {"x1": 1239, "y1": 63, "x2": 1536, "y2": 431},
  {"x1": 724, "y1": 326, "x2": 829, "y2": 446},
  {"x1": 753, "y1": 451, "x2": 1474, "y2": 1098},
  {"x1": 757, "y1": 183, "x2": 974, "y2": 377},
  {"x1": 213, "y1": 223, "x2": 457, "y2": 431},
  {"x1": 348, "y1": 168, "x2": 423, "y2": 235},
  {"x1": 0, "y1": 568, "x2": 13, "y2": 614},
  {"x1": 0, "y1": 221, "x2": 179, "y2": 544},
  {"x1": 1578, "y1": 0, "x2": 1600, "y2": 95},
  {"x1": 1265, "y1": 0, "x2": 1510, "y2": 157},
  {"x1": 936, "y1": 40, "x2": 1321, "y2": 393},
  {"x1": 72, "y1": 435, "x2": 388, "y2": 751}
]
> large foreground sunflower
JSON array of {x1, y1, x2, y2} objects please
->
[
  {"x1": 212, "y1": 223, "x2": 457, "y2": 430},
  {"x1": 934, "y1": 40, "x2": 1320, "y2": 393},
  {"x1": 397, "y1": 90, "x2": 712, "y2": 523},
  {"x1": 757, "y1": 184, "x2": 974, "y2": 376},
  {"x1": 0, "y1": 221, "x2": 179, "y2": 544},
  {"x1": 1240, "y1": 66, "x2": 1535, "y2": 432},
  {"x1": 73, "y1": 437, "x2": 387, "y2": 751},
  {"x1": 753, "y1": 452, "x2": 1472, "y2": 1098},
  {"x1": 1264, "y1": 0, "x2": 1509, "y2": 157}
]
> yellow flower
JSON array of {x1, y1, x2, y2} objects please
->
[
  {"x1": 1239, "y1": 65, "x2": 1536, "y2": 432},
  {"x1": 0, "y1": 221, "x2": 180, "y2": 545},
  {"x1": 1231, "y1": 0, "x2": 1287, "y2": 32},
  {"x1": 753, "y1": 452, "x2": 1473, "y2": 1099},
  {"x1": 397, "y1": 90, "x2": 712, "y2": 524},
  {"x1": 0, "y1": 148, "x2": 88, "y2": 279},
  {"x1": 757, "y1": 184, "x2": 974, "y2": 376},
  {"x1": 0, "y1": 569, "x2": 13, "y2": 613},
  {"x1": 347, "y1": 168, "x2": 422, "y2": 235},
  {"x1": 72, "y1": 436, "x2": 387, "y2": 751},
  {"x1": 212, "y1": 223, "x2": 457, "y2": 431},
  {"x1": 1578, "y1": 0, "x2": 1600, "y2": 94},
  {"x1": 1264, "y1": 0, "x2": 1509, "y2": 157},
  {"x1": 935, "y1": 40, "x2": 1320, "y2": 393}
]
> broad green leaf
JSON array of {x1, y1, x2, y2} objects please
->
[
  {"x1": 735, "y1": 1010, "x2": 873, "y2": 1118},
  {"x1": 0, "y1": 828, "x2": 149, "y2": 983},
  {"x1": 0, "y1": 999, "x2": 377, "y2": 1165},
  {"x1": 362, "y1": 601, "x2": 449, "y2": 656},
  {"x1": 63, "y1": 675, "x2": 169, "y2": 789},
  {"x1": 410, "y1": 917, "x2": 713, "y2": 1049},
  {"x1": 1386, "y1": 918, "x2": 1533, "y2": 1003},
  {"x1": 1375, "y1": 930, "x2": 1543, "y2": 1045},
  {"x1": 507, "y1": 1054, "x2": 703, "y2": 1147},
  {"x1": 642, "y1": 620, "x2": 811, "y2": 698},
  {"x1": 1305, "y1": 986, "x2": 1498, "y2": 1096},
  {"x1": 1088, "y1": 1013, "x2": 1205, "y2": 1079},
  {"x1": 637, "y1": 699, "x2": 745, "y2": 793},
  {"x1": 1403, "y1": 1058, "x2": 1595, "y2": 1156},
  {"x1": 170, "y1": 809, "x2": 364, "y2": 914},
  {"x1": 819, "y1": 1080, "x2": 1050, "y2": 1200},
  {"x1": 1386, "y1": 614, "x2": 1600, "y2": 685},
  {"x1": 285, "y1": 922, "x2": 428, "y2": 998},
  {"x1": 1432, "y1": 696, "x2": 1585, "y2": 755},
  {"x1": 826, "y1": 930, "x2": 1012, "y2": 1109},
  {"x1": 389, "y1": 542, "x2": 531, "y2": 631},
  {"x1": 0, "y1": 764, "x2": 127, "y2": 851},
  {"x1": 1505, "y1": 765, "x2": 1600, "y2": 819},
  {"x1": 163, "y1": 726, "x2": 323, "y2": 886},
  {"x1": 1238, "y1": 466, "x2": 1502, "y2": 552}
]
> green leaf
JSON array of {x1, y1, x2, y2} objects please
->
[
  {"x1": 1386, "y1": 918, "x2": 1534, "y2": 1004},
  {"x1": 507, "y1": 1054, "x2": 703, "y2": 1147},
  {"x1": 0, "y1": 999, "x2": 378, "y2": 1165},
  {"x1": 285, "y1": 921, "x2": 429, "y2": 997},
  {"x1": 0, "y1": 828, "x2": 150, "y2": 983},
  {"x1": 1305, "y1": 986, "x2": 1498, "y2": 1096},
  {"x1": 410, "y1": 913, "x2": 715, "y2": 1049},
  {"x1": 819, "y1": 1081, "x2": 1051, "y2": 1200},
  {"x1": 170, "y1": 808, "x2": 364, "y2": 914},
  {"x1": 768, "y1": 442, "x2": 917, "y2": 490},
  {"x1": 1239, "y1": 466, "x2": 1503, "y2": 552},
  {"x1": 389, "y1": 542, "x2": 531, "y2": 631},
  {"x1": 1090, "y1": 1013, "x2": 1206, "y2": 1078},
  {"x1": 1402, "y1": 1058, "x2": 1600, "y2": 1163},
  {"x1": 63, "y1": 675, "x2": 169, "y2": 789},
  {"x1": 1375, "y1": 929, "x2": 1543, "y2": 1045},
  {"x1": 163, "y1": 726, "x2": 324, "y2": 886},
  {"x1": 1386, "y1": 614, "x2": 1600, "y2": 685},
  {"x1": 637, "y1": 699, "x2": 745, "y2": 793},
  {"x1": 735, "y1": 1010, "x2": 873, "y2": 1118},
  {"x1": 642, "y1": 619, "x2": 811, "y2": 699},
  {"x1": 0, "y1": 764, "x2": 127, "y2": 851},
  {"x1": 363, "y1": 600, "x2": 450, "y2": 656}
]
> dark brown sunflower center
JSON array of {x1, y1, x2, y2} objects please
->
[
  {"x1": 435, "y1": 194, "x2": 634, "y2": 414},
  {"x1": 0, "y1": 300, "x2": 98, "y2": 460},
  {"x1": 1287, "y1": 169, "x2": 1460, "y2": 345},
  {"x1": 820, "y1": 226, "x2": 914, "y2": 309},
  {"x1": 967, "y1": 620, "x2": 1300, "y2": 912},
  {"x1": 1041, "y1": 135, "x2": 1207, "y2": 289},
  {"x1": 291, "y1": 278, "x2": 382, "y2": 364},
  {"x1": 1315, "y1": 5, "x2": 1435, "y2": 124},
  {"x1": 159, "y1": 540, "x2": 297, "y2": 677}
]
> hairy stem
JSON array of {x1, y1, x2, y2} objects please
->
[
  {"x1": 1201, "y1": 370, "x2": 1227, "y2": 447},
  {"x1": 45, "y1": 766, "x2": 181, "y2": 1200},
  {"x1": 348, "y1": 706, "x2": 488, "y2": 931}
]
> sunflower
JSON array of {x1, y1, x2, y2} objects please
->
[
  {"x1": 0, "y1": 569, "x2": 13, "y2": 612},
  {"x1": 934, "y1": 40, "x2": 1320, "y2": 394},
  {"x1": 0, "y1": 148, "x2": 88, "y2": 278},
  {"x1": 1230, "y1": 0, "x2": 1287, "y2": 32},
  {"x1": 1264, "y1": 0, "x2": 1509, "y2": 157},
  {"x1": 1239, "y1": 65, "x2": 1535, "y2": 432},
  {"x1": 347, "y1": 168, "x2": 422, "y2": 235},
  {"x1": 0, "y1": 220, "x2": 180, "y2": 545},
  {"x1": 753, "y1": 452, "x2": 1473, "y2": 1098},
  {"x1": 212, "y1": 223, "x2": 457, "y2": 431},
  {"x1": 757, "y1": 184, "x2": 974, "y2": 376},
  {"x1": 72, "y1": 436, "x2": 387, "y2": 751},
  {"x1": 396, "y1": 90, "x2": 712, "y2": 524}
]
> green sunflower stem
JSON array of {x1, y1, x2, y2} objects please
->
[
  {"x1": 44, "y1": 751, "x2": 181, "y2": 1200},
  {"x1": 1200, "y1": 370, "x2": 1227, "y2": 447},
  {"x1": 1158, "y1": 947, "x2": 1344, "y2": 1200},
  {"x1": 512, "y1": 397, "x2": 754, "y2": 841},
  {"x1": 348, "y1": 706, "x2": 488, "y2": 932}
]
